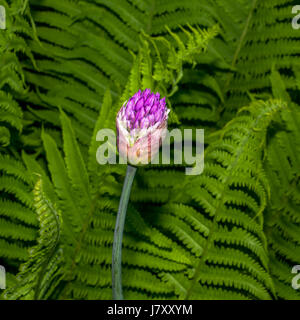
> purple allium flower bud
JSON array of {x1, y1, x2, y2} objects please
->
[{"x1": 116, "y1": 89, "x2": 170, "y2": 165}]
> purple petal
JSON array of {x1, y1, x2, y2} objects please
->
[
  {"x1": 144, "y1": 104, "x2": 152, "y2": 115},
  {"x1": 155, "y1": 110, "x2": 163, "y2": 122},
  {"x1": 136, "y1": 108, "x2": 145, "y2": 121},
  {"x1": 133, "y1": 90, "x2": 142, "y2": 103},
  {"x1": 135, "y1": 98, "x2": 144, "y2": 112},
  {"x1": 145, "y1": 93, "x2": 155, "y2": 106},
  {"x1": 128, "y1": 112, "x2": 135, "y2": 123},
  {"x1": 140, "y1": 117, "x2": 149, "y2": 129},
  {"x1": 148, "y1": 114, "x2": 155, "y2": 126},
  {"x1": 143, "y1": 88, "x2": 151, "y2": 99},
  {"x1": 150, "y1": 103, "x2": 158, "y2": 115},
  {"x1": 119, "y1": 89, "x2": 168, "y2": 133},
  {"x1": 133, "y1": 118, "x2": 140, "y2": 128},
  {"x1": 159, "y1": 97, "x2": 166, "y2": 108},
  {"x1": 126, "y1": 98, "x2": 135, "y2": 110}
]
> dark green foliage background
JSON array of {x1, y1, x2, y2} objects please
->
[{"x1": 0, "y1": 0, "x2": 300, "y2": 300}]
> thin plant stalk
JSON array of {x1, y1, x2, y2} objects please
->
[{"x1": 112, "y1": 164, "x2": 137, "y2": 300}]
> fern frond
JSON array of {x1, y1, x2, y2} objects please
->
[
  {"x1": 60, "y1": 110, "x2": 91, "y2": 208},
  {"x1": 147, "y1": 100, "x2": 286, "y2": 300},
  {"x1": 3, "y1": 178, "x2": 63, "y2": 300},
  {"x1": 41, "y1": 130, "x2": 83, "y2": 236},
  {"x1": 263, "y1": 70, "x2": 300, "y2": 299}
]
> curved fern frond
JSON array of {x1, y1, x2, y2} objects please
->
[
  {"x1": 3, "y1": 178, "x2": 63, "y2": 300},
  {"x1": 144, "y1": 100, "x2": 286, "y2": 300}
]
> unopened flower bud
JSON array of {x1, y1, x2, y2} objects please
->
[{"x1": 116, "y1": 89, "x2": 170, "y2": 165}]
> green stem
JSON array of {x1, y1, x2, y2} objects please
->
[{"x1": 112, "y1": 165, "x2": 137, "y2": 300}]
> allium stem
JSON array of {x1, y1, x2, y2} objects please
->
[{"x1": 112, "y1": 165, "x2": 137, "y2": 300}]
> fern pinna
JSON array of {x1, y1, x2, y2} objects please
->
[
  {"x1": 263, "y1": 70, "x2": 300, "y2": 300},
  {"x1": 3, "y1": 178, "x2": 63, "y2": 300},
  {"x1": 0, "y1": 0, "x2": 300, "y2": 300},
  {"x1": 0, "y1": 0, "x2": 38, "y2": 289}
]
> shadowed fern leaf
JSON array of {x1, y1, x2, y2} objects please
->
[
  {"x1": 263, "y1": 70, "x2": 300, "y2": 299},
  {"x1": 0, "y1": 0, "x2": 38, "y2": 280}
]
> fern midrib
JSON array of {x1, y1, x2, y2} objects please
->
[
  {"x1": 34, "y1": 195, "x2": 61, "y2": 300},
  {"x1": 146, "y1": 0, "x2": 156, "y2": 35},
  {"x1": 222, "y1": 0, "x2": 258, "y2": 95},
  {"x1": 59, "y1": 191, "x2": 99, "y2": 299},
  {"x1": 264, "y1": 168, "x2": 298, "y2": 244},
  {"x1": 184, "y1": 110, "x2": 271, "y2": 300}
]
